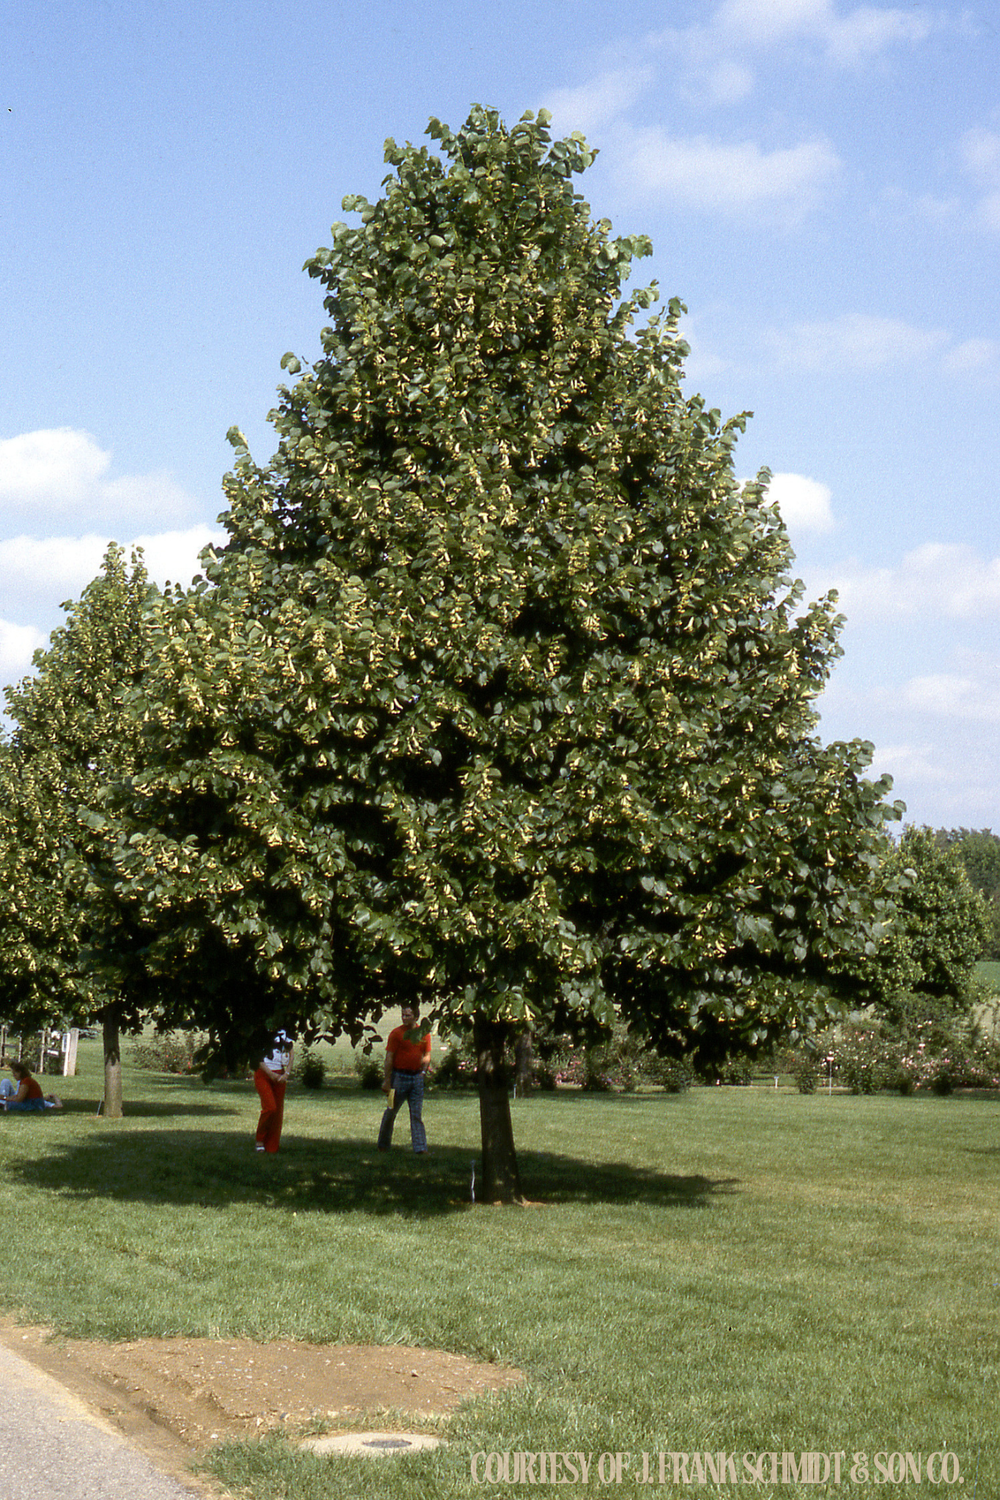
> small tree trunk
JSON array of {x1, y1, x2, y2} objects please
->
[
  {"x1": 513, "y1": 1029, "x2": 534, "y2": 1097},
  {"x1": 103, "y1": 1004, "x2": 123, "y2": 1119},
  {"x1": 474, "y1": 1014, "x2": 523, "y2": 1203}
]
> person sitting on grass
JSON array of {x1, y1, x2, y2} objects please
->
[{"x1": 0, "y1": 1058, "x2": 63, "y2": 1112}]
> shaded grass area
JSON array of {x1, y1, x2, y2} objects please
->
[
  {"x1": 9, "y1": 1127, "x2": 724, "y2": 1216},
  {"x1": 0, "y1": 1050, "x2": 997, "y2": 1497}
]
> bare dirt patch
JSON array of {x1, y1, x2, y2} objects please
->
[{"x1": 0, "y1": 1320, "x2": 522, "y2": 1476}]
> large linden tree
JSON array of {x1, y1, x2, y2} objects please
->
[{"x1": 107, "y1": 108, "x2": 899, "y2": 1198}]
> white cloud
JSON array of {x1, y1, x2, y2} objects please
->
[
  {"x1": 543, "y1": 68, "x2": 655, "y2": 137},
  {"x1": 693, "y1": 59, "x2": 756, "y2": 106},
  {"x1": 0, "y1": 535, "x2": 112, "y2": 620},
  {"x1": 545, "y1": 1, "x2": 931, "y2": 219},
  {"x1": 764, "y1": 472, "x2": 835, "y2": 533},
  {"x1": 959, "y1": 126, "x2": 1000, "y2": 231},
  {"x1": 902, "y1": 672, "x2": 1000, "y2": 724},
  {"x1": 973, "y1": 193, "x2": 1000, "y2": 233},
  {"x1": 882, "y1": 186, "x2": 961, "y2": 225},
  {"x1": 868, "y1": 742, "x2": 954, "y2": 785},
  {"x1": 942, "y1": 337, "x2": 1000, "y2": 377},
  {"x1": 822, "y1": 543, "x2": 1000, "y2": 625},
  {"x1": 678, "y1": 316, "x2": 731, "y2": 382},
  {"x1": 0, "y1": 525, "x2": 223, "y2": 628},
  {"x1": 714, "y1": 0, "x2": 934, "y2": 63},
  {"x1": 766, "y1": 313, "x2": 998, "y2": 380},
  {"x1": 0, "y1": 428, "x2": 204, "y2": 532},
  {"x1": 823, "y1": 651, "x2": 1000, "y2": 826},
  {"x1": 614, "y1": 125, "x2": 840, "y2": 218},
  {"x1": 820, "y1": 4, "x2": 933, "y2": 63},
  {"x1": 650, "y1": 24, "x2": 759, "y2": 107},
  {"x1": 871, "y1": 655, "x2": 1000, "y2": 824},
  {"x1": 0, "y1": 428, "x2": 110, "y2": 505},
  {"x1": 960, "y1": 126, "x2": 1000, "y2": 183},
  {"x1": 0, "y1": 620, "x2": 47, "y2": 686},
  {"x1": 134, "y1": 525, "x2": 223, "y2": 591},
  {"x1": 683, "y1": 307, "x2": 993, "y2": 388},
  {"x1": 649, "y1": 0, "x2": 937, "y2": 107},
  {"x1": 865, "y1": 728, "x2": 1000, "y2": 827},
  {"x1": 771, "y1": 312, "x2": 950, "y2": 370},
  {"x1": 0, "y1": 430, "x2": 222, "y2": 688}
]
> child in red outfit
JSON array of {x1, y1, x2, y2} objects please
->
[{"x1": 254, "y1": 1032, "x2": 293, "y2": 1152}]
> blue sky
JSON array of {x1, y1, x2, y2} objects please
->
[{"x1": 2, "y1": 0, "x2": 997, "y2": 831}]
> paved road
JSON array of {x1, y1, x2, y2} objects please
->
[{"x1": 0, "y1": 1341, "x2": 204, "y2": 1500}]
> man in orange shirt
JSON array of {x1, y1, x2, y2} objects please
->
[{"x1": 377, "y1": 1003, "x2": 431, "y2": 1154}]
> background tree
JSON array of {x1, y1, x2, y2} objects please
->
[
  {"x1": 868, "y1": 826, "x2": 990, "y2": 1020},
  {"x1": 105, "y1": 107, "x2": 900, "y2": 1198},
  {"x1": 0, "y1": 751, "x2": 82, "y2": 1033},
  {"x1": 935, "y1": 828, "x2": 1000, "y2": 960},
  {"x1": 0, "y1": 545, "x2": 153, "y2": 1115}
]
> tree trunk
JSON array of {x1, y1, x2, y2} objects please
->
[
  {"x1": 102, "y1": 1004, "x2": 123, "y2": 1119},
  {"x1": 514, "y1": 1029, "x2": 534, "y2": 1097},
  {"x1": 474, "y1": 1014, "x2": 523, "y2": 1203}
]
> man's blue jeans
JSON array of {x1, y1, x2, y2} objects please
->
[{"x1": 378, "y1": 1070, "x2": 427, "y2": 1153}]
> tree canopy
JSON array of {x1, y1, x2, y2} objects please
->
[{"x1": 100, "y1": 107, "x2": 900, "y2": 1197}]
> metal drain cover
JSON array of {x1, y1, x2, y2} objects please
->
[{"x1": 300, "y1": 1431, "x2": 442, "y2": 1458}]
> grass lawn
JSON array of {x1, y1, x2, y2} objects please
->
[
  {"x1": 0, "y1": 1040, "x2": 997, "y2": 1497},
  {"x1": 977, "y1": 959, "x2": 1000, "y2": 996}
]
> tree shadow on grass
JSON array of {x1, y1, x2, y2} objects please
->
[
  {"x1": 53, "y1": 1099, "x2": 239, "y2": 1118},
  {"x1": 7, "y1": 1129, "x2": 736, "y2": 1219}
]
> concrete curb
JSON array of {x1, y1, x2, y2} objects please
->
[{"x1": 0, "y1": 1340, "x2": 205, "y2": 1500}]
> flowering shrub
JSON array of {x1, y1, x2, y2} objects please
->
[
  {"x1": 354, "y1": 1053, "x2": 384, "y2": 1089},
  {"x1": 654, "y1": 1058, "x2": 696, "y2": 1092},
  {"x1": 430, "y1": 1043, "x2": 478, "y2": 1090},
  {"x1": 426, "y1": 1026, "x2": 693, "y2": 1093},
  {"x1": 549, "y1": 1028, "x2": 693, "y2": 1092},
  {"x1": 826, "y1": 1025, "x2": 899, "y2": 1094},
  {"x1": 701, "y1": 1054, "x2": 755, "y2": 1087},
  {"x1": 551, "y1": 1049, "x2": 612, "y2": 1090},
  {"x1": 781, "y1": 1048, "x2": 822, "y2": 1094},
  {"x1": 895, "y1": 1025, "x2": 1000, "y2": 1093},
  {"x1": 815, "y1": 997, "x2": 1000, "y2": 1095},
  {"x1": 293, "y1": 1049, "x2": 327, "y2": 1089},
  {"x1": 130, "y1": 1031, "x2": 207, "y2": 1074}
]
